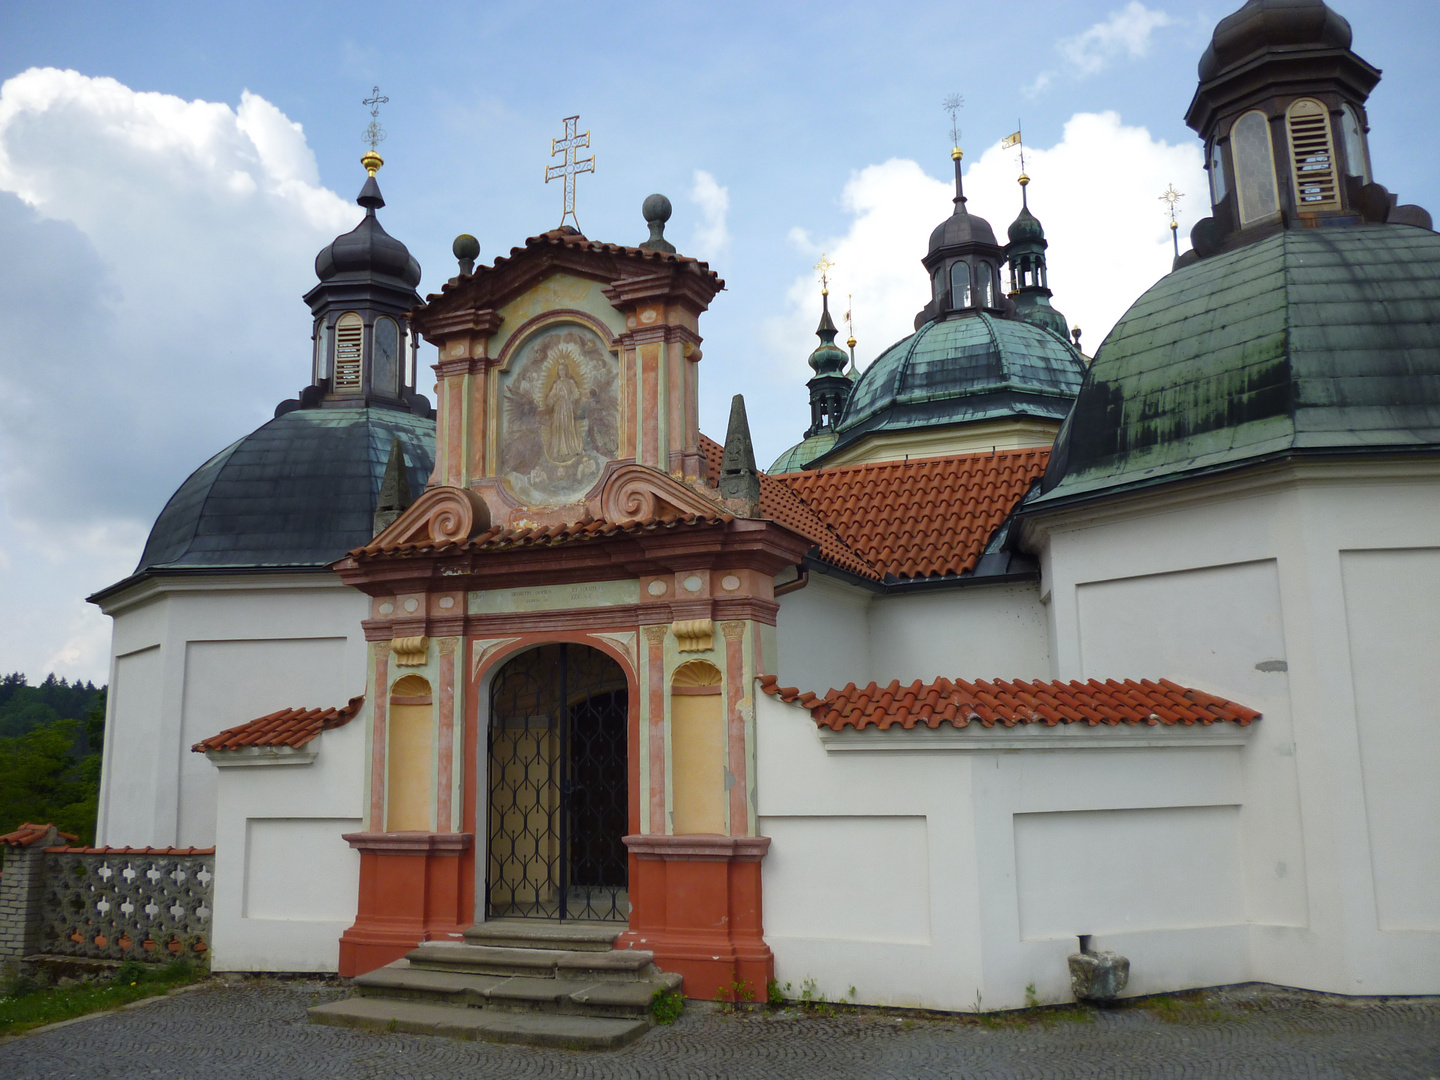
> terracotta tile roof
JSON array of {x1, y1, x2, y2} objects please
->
[
  {"x1": 192, "y1": 694, "x2": 365, "y2": 753},
  {"x1": 1, "y1": 823, "x2": 78, "y2": 847},
  {"x1": 699, "y1": 435, "x2": 881, "y2": 580},
  {"x1": 424, "y1": 228, "x2": 723, "y2": 305},
  {"x1": 774, "y1": 449, "x2": 1050, "y2": 580},
  {"x1": 45, "y1": 845, "x2": 214, "y2": 856},
  {"x1": 354, "y1": 512, "x2": 731, "y2": 559},
  {"x1": 759, "y1": 674, "x2": 1260, "y2": 729}
]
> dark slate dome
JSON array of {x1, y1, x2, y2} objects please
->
[
  {"x1": 833, "y1": 313, "x2": 1086, "y2": 447},
  {"x1": 928, "y1": 207, "x2": 998, "y2": 253},
  {"x1": 1198, "y1": 0, "x2": 1351, "y2": 81},
  {"x1": 135, "y1": 407, "x2": 435, "y2": 574},
  {"x1": 1035, "y1": 224, "x2": 1440, "y2": 505},
  {"x1": 1008, "y1": 204, "x2": 1045, "y2": 245},
  {"x1": 314, "y1": 177, "x2": 422, "y2": 290}
]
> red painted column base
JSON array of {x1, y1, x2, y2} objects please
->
[
  {"x1": 337, "y1": 832, "x2": 472, "y2": 978},
  {"x1": 616, "y1": 834, "x2": 772, "y2": 1002}
]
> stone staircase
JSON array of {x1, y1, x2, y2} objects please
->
[{"x1": 309, "y1": 919, "x2": 679, "y2": 1049}]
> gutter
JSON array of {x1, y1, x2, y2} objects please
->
[{"x1": 799, "y1": 553, "x2": 1038, "y2": 596}]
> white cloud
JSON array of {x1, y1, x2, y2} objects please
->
[
  {"x1": 1061, "y1": 2, "x2": 1173, "y2": 74},
  {"x1": 1027, "y1": 3, "x2": 1173, "y2": 96},
  {"x1": 0, "y1": 68, "x2": 357, "y2": 681},
  {"x1": 764, "y1": 110, "x2": 1205, "y2": 386},
  {"x1": 689, "y1": 169, "x2": 730, "y2": 258}
]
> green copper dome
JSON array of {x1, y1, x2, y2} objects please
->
[
  {"x1": 832, "y1": 312, "x2": 1086, "y2": 447},
  {"x1": 1036, "y1": 224, "x2": 1440, "y2": 505},
  {"x1": 769, "y1": 430, "x2": 838, "y2": 474}
]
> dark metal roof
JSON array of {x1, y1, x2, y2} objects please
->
[
  {"x1": 832, "y1": 312, "x2": 1086, "y2": 448},
  {"x1": 1035, "y1": 223, "x2": 1440, "y2": 505},
  {"x1": 129, "y1": 406, "x2": 435, "y2": 577}
]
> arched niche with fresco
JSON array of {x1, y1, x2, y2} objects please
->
[{"x1": 498, "y1": 323, "x2": 620, "y2": 507}]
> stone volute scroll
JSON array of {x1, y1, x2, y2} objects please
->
[
  {"x1": 369, "y1": 485, "x2": 491, "y2": 550},
  {"x1": 594, "y1": 460, "x2": 726, "y2": 525}
]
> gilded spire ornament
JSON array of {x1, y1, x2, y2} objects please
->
[
  {"x1": 546, "y1": 115, "x2": 596, "y2": 232},
  {"x1": 814, "y1": 253, "x2": 835, "y2": 295},
  {"x1": 1161, "y1": 184, "x2": 1184, "y2": 258},
  {"x1": 361, "y1": 86, "x2": 389, "y2": 176},
  {"x1": 942, "y1": 93, "x2": 966, "y2": 204}
]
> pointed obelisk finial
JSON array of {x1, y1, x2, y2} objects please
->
[
  {"x1": 373, "y1": 437, "x2": 411, "y2": 535},
  {"x1": 719, "y1": 394, "x2": 761, "y2": 516}
]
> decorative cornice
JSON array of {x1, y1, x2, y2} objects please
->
[
  {"x1": 595, "y1": 460, "x2": 725, "y2": 524},
  {"x1": 342, "y1": 831, "x2": 474, "y2": 855},
  {"x1": 623, "y1": 833, "x2": 770, "y2": 861},
  {"x1": 815, "y1": 724, "x2": 1254, "y2": 752},
  {"x1": 369, "y1": 486, "x2": 492, "y2": 551}
]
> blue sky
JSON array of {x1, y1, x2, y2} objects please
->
[{"x1": 1, "y1": 0, "x2": 1437, "y2": 683}]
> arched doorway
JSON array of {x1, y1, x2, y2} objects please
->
[{"x1": 486, "y1": 643, "x2": 629, "y2": 922}]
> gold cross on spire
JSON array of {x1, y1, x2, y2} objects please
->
[
  {"x1": 814, "y1": 253, "x2": 836, "y2": 295},
  {"x1": 545, "y1": 115, "x2": 595, "y2": 232}
]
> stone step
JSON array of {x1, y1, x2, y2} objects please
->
[
  {"x1": 406, "y1": 941, "x2": 570, "y2": 978},
  {"x1": 354, "y1": 959, "x2": 679, "y2": 1020},
  {"x1": 462, "y1": 918, "x2": 622, "y2": 952},
  {"x1": 556, "y1": 948, "x2": 659, "y2": 980},
  {"x1": 308, "y1": 996, "x2": 650, "y2": 1050}
]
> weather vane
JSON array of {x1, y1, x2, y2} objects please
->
[
  {"x1": 844, "y1": 293, "x2": 859, "y2": 377},
  {"x1": 814, "y1": 253, "x2": 835, "y2": 295},
  {"x1": 1161, "y1": 183, "x2": 1184, "y2": 258},
  {"x1": 942, "y1": 94, "x2": 964, "y2": 151},
  {"x1": 545, "y1": 115, "x2": 595, "y2": 232}
]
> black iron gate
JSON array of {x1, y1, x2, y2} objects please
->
[{"x1": 486, "y1": 643, "x2": 629, "y2": 921}]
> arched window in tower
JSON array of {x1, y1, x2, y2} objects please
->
[
  {"x1": 1209, "y1": 139, "x2": 1228, "y2": 205},
  {"x1": 373, "y1": 317, "x2": 399, "y2": 395},
  {"x1": 334, "y1": 312, "x2": 363, "y2": 391},
  {"x1": 313, "y1": 319, "x2": 330, "y2": 381},
  {"x1": 950, "y1": 261, "x2": 972, "y2": 308},
  {"x1": 1286, "y1": 98, "x2": 1340, "y2": 213},
  {"x1": 1231, "y1": 110, "x2": 1279, "y2": 227},
  {"x1": 1339, "y1": 103, "x2": 1371, "y2": 183},
  {"x1": 979, "y1": 265, "x2": 993, "y2": 308}
]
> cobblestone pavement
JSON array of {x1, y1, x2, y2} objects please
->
[{"x1": 3, "y1": 980, "x2": 1438, "y2": 1079}]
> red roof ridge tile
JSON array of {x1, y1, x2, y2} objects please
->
[
  {"x1": 762, "y1": 674, "x2": 1259, "y2": 732},
  {"x1": 1, "y1": 823, "x2": 79, "y2": 847},
  {"x1": 191, "y1": 693, "x2": 366, "y2": 753}
]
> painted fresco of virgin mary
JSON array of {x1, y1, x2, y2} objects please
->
[{"x1": 542, "y1": 358, "x2": 584, "y2": 464}]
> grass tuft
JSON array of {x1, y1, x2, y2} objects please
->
[{"x1": 0, "y1": 959, "x2": 202, "y2": 1036}]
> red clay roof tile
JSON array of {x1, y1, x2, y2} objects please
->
[
  {"x1": 354, "y1": 511, "x2": 732, "y2": 559},
  {"x1": 44, "y1": 845, "x2": 215, "y2": 856},
  {"x1": 759, "y1": 674, "x2": 1260, "y2": 730},
  {"x1": 1, "y1": 823, "x2": 78, "y2": 847},
  {"x1": 192, "y1": 694, "x2": 365, "y2": 753}
]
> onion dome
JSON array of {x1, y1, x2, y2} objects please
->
[
  {"x1": 127, "y1": 407, "x2": 435, "y2": 578},
  {"x1": 1198, "y1": 0, "x2": 1352, "y2": 82},
  {"x1": 928, "y1": 205, "x2": 1000, "y2": 253},
  {"x1": 833, "y1": 313, "x2": 1086, "y2": 449},
  {"x1": 314, "y1": 174, "x2": 421, "y2": 290},
  {"x1": 1005, "y1": 175, "x2": 1071, "y2": 341},
  {"x1": 1008, "y1": 203, "x2": 1044, "y2": 245},
  {"x1": 808, "y1": 294, "x2": 848, "y2": 376},
  {"x1": 1035, "y1": 226, "x2": 1440, "y2": 506}
]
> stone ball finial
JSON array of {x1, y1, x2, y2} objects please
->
[
  {"x1": 453, "y1": 233, "x2": 480, "y2": 275},
  {"x1": 640, "y1": 193, "x2": 677, "y2": 254}
]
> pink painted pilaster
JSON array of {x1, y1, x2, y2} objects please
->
[
  {"x1": 436, "y1": 641, "x2": 456, "y2": 832},
  {"x1": 722, "y1": 621, "x2": 749, "y2": 836},
  {"x1": 369, "y1": 649, "x2": 390, "y2": 828},
  {"x1": 643, "y1": 623, "x2": 669, "y2": 833}
]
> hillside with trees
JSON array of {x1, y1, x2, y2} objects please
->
[{"x1": 0, "y1": 674, "x2": 106, "y2": 844}]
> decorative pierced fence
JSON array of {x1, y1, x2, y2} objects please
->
[{"x1": 38, "y1": 847, "x2": 214, "y2": 962}]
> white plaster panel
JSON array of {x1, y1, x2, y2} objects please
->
[
  {"x1": 242, "y1": 817, "x2": 361, "y2": 920},
  {"x1": 869, "y1": 582, "x2": 1051, "y2": 683},
  {"x1": 1013, "y1": 805, "x2": 1243, "y2": 940},
  {"x1": 99, "y1": 645, "x2": 163, "y2": 847},
  {"x1": 761, "y1": 815, "x2": 930, "y2": 944},
  {"x1": 179, "y1": 637, "x2": 348, "y2": 848},
  {"x1": 775, "y1": 574, "x2": 870, "y2": 695},
  {"x1": 1340, "y1": 547, "x2": 1440, "y2": 931}
]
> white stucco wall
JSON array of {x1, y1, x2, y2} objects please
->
[
  {"x1": 775, "y1": 572, "x2": 1051, "y2": 696},
  {"x1": 207, "y1": 717, "x2": 365, "y2": 971},
  {"x1": 1035, "y1": 464, "x2": 1440, "y2": 996},
  {"x1": 756, "y1": 687, "x2": 1252, "y2": 1010},
  {"x1": 95, "y1": 575, "x2": 371, "y2": 849}
]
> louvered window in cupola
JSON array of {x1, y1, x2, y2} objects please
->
[
  {"x1": 1286, "y1": 99, "x2": 1340, "y2": 214},
  {"x1": 334, "y1": 312, "x2": 363, "y2": 391}
]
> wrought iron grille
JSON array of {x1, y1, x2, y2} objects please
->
[{"x1": 487, "y1": 643, "x2": 629, "y2": 922}]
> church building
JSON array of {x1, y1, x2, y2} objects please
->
[{"x1": 90, "y1": 0, "x2": 1440, "y2": 1036}]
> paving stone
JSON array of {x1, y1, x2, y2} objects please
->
[{"x1": 2, "y1": 979, "x2": 1438, "y2": 1079}]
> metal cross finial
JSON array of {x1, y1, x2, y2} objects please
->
[
  {"x1": 545, "y1": 115, "x2": 595, "y2": 232},
  {"x1": 362, "y1": 86, "x2": 389, "y2": 152},
  {"x1": 1161, "y1": 184, "x2": 1184, "y2": 258},
  {"x1": 814, "y1": 253, "x2": 836, "y2": 295}
]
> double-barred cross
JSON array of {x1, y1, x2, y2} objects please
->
[{"x1": 545, "y1": 115, "x2": 595, "y2": 231}]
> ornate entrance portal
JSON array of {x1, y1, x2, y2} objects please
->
[{"x1": 486, "y1": 644, "x2": 629, "y2": 922}]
